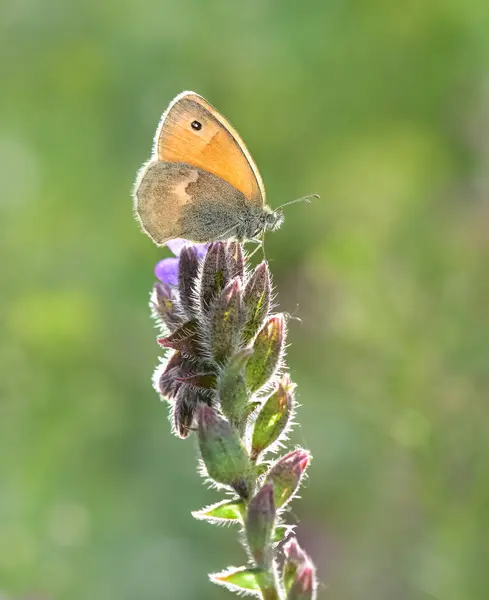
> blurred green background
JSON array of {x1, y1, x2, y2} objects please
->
[{"x1": 1, "y1": 1, "x2": 489, "y2": 599}]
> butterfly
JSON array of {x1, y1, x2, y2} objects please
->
[{"x1": 133, "y1": 91, "x2": 316, "y2": 246}]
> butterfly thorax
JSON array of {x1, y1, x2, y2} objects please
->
[{"x1": 236, "y1": 204, "x2": 284, "y2": 242}]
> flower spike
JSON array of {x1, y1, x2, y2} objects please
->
[{"x1": 145, "y1": 242, "x2": 317, "y2": 598}]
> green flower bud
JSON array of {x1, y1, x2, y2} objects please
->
[
  {"x1": 201, "y1": 242, "x2": 230, "y2": 312},
  {"x1": 283, "y1": 537, "x2": 307, "y2": 592},
  {"x1": 243, "y1": 262, "x2": 271, "y2": 343},
  {"x1": 218, "y1": 349, "x2": 253, "y2": 428},
  {"x1": 245, "y1": 315, "x2": 285, "y2": 392},
  {"x1": 197, "y1": 405, "x2": 251, "y2": 498},
  {"x1": 245, "y1": 484, "x2": 276, "y2": 568},
  {"x1": 210, "y1": 278, "x2": 244, "y2": 364},
  {"x1": 265, "y1": 449, "x2": 310, "y2": 508},
  {"x1": 251, "y1": 374, "x2": 294, "y2": 460}
]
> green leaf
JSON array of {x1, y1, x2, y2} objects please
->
[
  {"x1": 211, "y1": 566, "x2": 265, "y2": 595},
  {"x1": 244, "y1": 401, "x2": 262, "y2": 420},
  {"x1": 273, "y1": 523, "x2": 295, "y2": 544},
  {"x1": 255, "y1": 461, "x2": 271, "y2": 477},
  {"x1": 192, "y1": 499, "x2": 244, "y2": 523}
]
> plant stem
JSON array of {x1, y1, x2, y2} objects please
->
[
  {"x1": 261, "y1": 586, "x2": 281, "y2": 600},
  {"x1": 259, "y1": 566, "x2": 281, "y2": 600}
]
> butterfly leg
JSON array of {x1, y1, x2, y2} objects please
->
[{"x1": 247, "y1": 233, "x2": 267, "y2": 261}]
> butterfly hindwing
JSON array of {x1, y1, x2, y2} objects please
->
[{"x1": 135, "y1": 161, "x2": 250, "y2": 245}]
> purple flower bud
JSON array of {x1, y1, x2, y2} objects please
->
[
  {"x1": 227, "y1": 242, "x2": 245, "y2": 280},
  {"x1": 157, "y1": 351, "x2": 184, "y2": 400},
  {"x1": 173, "y1": 386, "x2": 200, "y2": 439},
  {"x1": 251, "y1": 374, "x2": 295, "y2": 460},
  {"x1": 155, "y1": 257, "x2": 180, "y2": 287},
  {"x1": 158, "y1": 320, "x2": 200, "y2": 357},
  {"x1": 155, "y1": 239, "x2": 208, "y2": 290},
  {"x1": 197, "y1": 405, "x2": 251, "y2": 497},
  {"x1": 167, "y1": 238, "x2": 208, "y2": 258},
  {"x1": 166, "y1": 238, "x2": 190, "y2": 255},
  {"x1": 287, "y1": 562, "x2": 316, "y2": 600},
  {"x1": 245, "y1": 314, "x2": 285, "y2": 393},
  {"x1": 201, "y1": 242, "x2": 230, "y2": 312},
  {"x1": 243, "y1": 261, "x2": 271, "y2": 342},
  {"x1": 174, "y1": 372, "x2": 217, "y2": 391},
  {"x1": 283, "y1": 537, "x2": 308, "y2": 564},
  {"x1": 209, "y1": 278, "x2": 245, "y2": 364},
  {"x1": 245, "y1": 484, "x2": 276, "y2": 568},
  {"x1": 283, "y1": 538, "x2": 317, "y2": 600},
  {"x1": 265, "y1": 449, "x2": 310, "y2": 509},
  {"x1": 178, "y1": 246, "x2": 200, "y2": 319},
  {"x1": 151, "y1": 283, "x2": 183, "y2": 332}
]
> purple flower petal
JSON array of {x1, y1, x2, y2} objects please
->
[
  {"x1": 166, "y1": 239, "x2": 189, "y2": 256},
  {"x1": 155, "y1": 257, "x2": 180, "y2": 286},
  {"x1": 166, "y1": 238, "x2": 209, "y2": 258},
  {"x1": 194, "y1": 243, "x2": 210, "y2": 259}
]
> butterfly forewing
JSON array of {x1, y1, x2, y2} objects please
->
[{"x1": 155, "y1": 92, "x2": 265, "y2": 204}]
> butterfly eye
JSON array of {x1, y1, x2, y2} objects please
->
[{"x1": 191, "y1": 120, "x2": 202, "y2": 131}]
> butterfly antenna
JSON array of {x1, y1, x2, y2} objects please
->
[
  {"x1": 275, "y1": 193, "x2": 320, "y2": 211},
  {"x1": 284, "y1": 303, "x2": 303, "y2": 324}
]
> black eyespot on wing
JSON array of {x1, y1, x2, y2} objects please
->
[{"x1": 191, "y1": 120, "x2": 202, "y2": 131}]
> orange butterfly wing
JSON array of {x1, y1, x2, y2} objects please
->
[{"x1": 153, "y1": 91, "x2": 265, "y2": 205}]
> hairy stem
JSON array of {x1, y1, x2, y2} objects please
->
[
  {"x1": 259, "y1": 569, "x2": 281, "y2": 600},
  {"x1": 262, "y1": 587, "x2": 281, "y2": 600}
]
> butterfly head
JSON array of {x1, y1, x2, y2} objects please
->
[
  {"x1": 260, "y1": 194, "x2": 319, "y2": 238},
  {"x1": 251, "y1": 206, "x2": 284, "y2": 239},
  {"x1": 264, "y1": 207, "x2": 284, "y2": 232}
]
